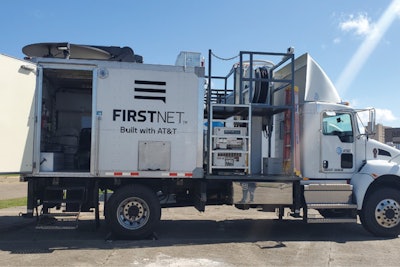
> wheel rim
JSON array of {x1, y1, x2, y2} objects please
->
[
  {"x1": 116, "y1": 197, "x2": 150, "y2": 230},
  {"x1": 375, "y1": 198, "x2": 400, "y2": 228}
]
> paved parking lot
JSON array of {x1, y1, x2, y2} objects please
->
[
  {"x1": 1, "y1": 177, "x2": 399, "y2": 266},
  {"x1": 0, "y1": 204, "x2": 399, "y2": 267}
]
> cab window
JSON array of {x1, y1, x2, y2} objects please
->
[{"x1": 322, "y1": 112, "x2": 354, "y2": 143}]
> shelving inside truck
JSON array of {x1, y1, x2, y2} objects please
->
[{"x1": 39, "y1": 68, "x2": 93, "y2": 172}]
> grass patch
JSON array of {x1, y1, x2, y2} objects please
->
[{"x1": 0, "y1": 197, "x2": 27, "y2": 209}]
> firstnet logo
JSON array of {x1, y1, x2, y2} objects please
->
[
  {"x1": 111, "y1": 79, "x2": 186, "y2": 125},
  {"x1": 134, "y1": 80, "x2": 166, "y2": 103},
  {"x1": 112, "y1": 109, "x2": 184, "y2": 124}
]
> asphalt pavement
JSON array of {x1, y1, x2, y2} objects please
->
[
  {"x1": 2, "y1": 177, "x2": 400, "y2": 266},
  {"x1": 0, "y1": 176, "x2": 35, "y2": 232}
]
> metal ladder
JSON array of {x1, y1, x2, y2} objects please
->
[
  {"x1": 36, "y1": 186, "x2": 86, "y2": 229},
  {"x1": 303, "y1": 183, "x2": 358, "y2": 224}
]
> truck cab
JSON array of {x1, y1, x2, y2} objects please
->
[
  {"x1": 206, "y1": 50, "x2": 400, "y2": 237},
  {"x1": 282, "y1": 54, "x2": 400, "y2": 237}
]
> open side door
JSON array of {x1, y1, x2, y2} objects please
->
[{"x1": 0, "y1": 54, "x2": 37, "y2": 174}]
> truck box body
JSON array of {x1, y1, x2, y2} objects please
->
[
  {"x1": 0, "y1": 54, "x2": 36, "y2": 174},
  {"x1": 0, "y1": 54, "x2": 205, "y2": 178},
  {"x1": 96, "y1": 63, "x2": 204, "y2": 178}
]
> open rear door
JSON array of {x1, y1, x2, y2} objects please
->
[{"x1": 0, "y1": 54, "x2": 37, "y2": 174}]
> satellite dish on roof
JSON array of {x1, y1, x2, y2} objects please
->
[
  {"x1": 22, "y1": 42, "x2": 143, "y2": 63},
  {"x1": 22, "y1": 42, "x2": 111, "y2": 60}
]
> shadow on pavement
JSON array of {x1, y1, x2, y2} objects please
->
[{"x1": 0, "y1": 216, "x2": 393, "y2": 254}]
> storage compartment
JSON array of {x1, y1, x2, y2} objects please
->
[
  {"x1": 232, "y1": 182, "x2": 293, "y2": 204},
  {"x1": 138, "y1": 141, "x2": 171, "y2": 171},
  {"x1": 40, "y1": 68, "x2": 93, "y2": 172},
  {"x1": 304, "y1": 184, "x2": 353, "y2": 204}
]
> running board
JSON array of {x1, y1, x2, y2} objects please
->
[
  {"x1": 36, "y1": 212, "x2": 80, "y2": 230},
  {"x1": 307, "y1": 203, "x2": 357, "y2": 209},
  {"x1": 306, "y1": 217, "x2": 357, "y2": 224},
  {"x1": 305, "y1": 203, "x2": 358, "y2": 224}
]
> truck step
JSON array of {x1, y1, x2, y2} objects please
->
[
  {"x1": 304, "y1": 202, "x2": 358, "y2": 224},
  {"x1": 307, "y1": 203, "x2": 357, "y2": 209},
  {"x1": 43, "y1": 200, "x2": 84, "y2": 204},
  {"x1": 36, "y1": 212, "x2": 80, "y2": 230},
  {"x1": 45, "y1": 186, "x2": 87, "y2": 191},
  {"x1": 306, "y1": 217, "x2": 357, "y2": 224},
  {"x1": 304, "y1": 183, "x2": 353, "y2": 191}
]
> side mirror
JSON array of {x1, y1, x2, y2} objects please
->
[{"x1": 366, "y1": 108, "x2": 376, "y2": 134}]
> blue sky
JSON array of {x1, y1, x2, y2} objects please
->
[{"x1": 2, "y1": 0, "x2": 400, "y2": 126}]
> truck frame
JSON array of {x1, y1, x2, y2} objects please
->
[{"x1": 1, "y1": 43, "x2": 400, "y2": 239}]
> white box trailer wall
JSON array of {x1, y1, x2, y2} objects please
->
[
  {"x1": 0, "y1": 54, "x2": 36, "y2": 173},
  {"x1": 95, "y1": 63, "x2": 205, "y2": 178}
]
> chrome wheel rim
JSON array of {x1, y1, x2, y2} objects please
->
[
  {"x1": 117, "y1": 197, "x2": 150, "y2": 230},
  {"x1": 375, "y1": 198, "x2": 400, "y2": 228}
]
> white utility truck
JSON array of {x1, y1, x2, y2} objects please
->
[{"x1": 1, "y1": 42, "x2": 400, "y2": 239}]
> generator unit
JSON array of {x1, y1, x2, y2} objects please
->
[{"x1": 212, "y1": 127, "x2": 247, "y2": 169}]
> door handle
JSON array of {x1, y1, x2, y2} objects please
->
[{"x1": 323, "y1": 160, "x2": 328, "y2": 169}]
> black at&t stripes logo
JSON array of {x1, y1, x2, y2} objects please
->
[{"x1": 134, "y1": 80, "x2": 166, "y2": 103}]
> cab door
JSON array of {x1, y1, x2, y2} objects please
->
[
  {"x1": 0, "y1": 54, "x2": 37, "y2": 173},
  {"x1": 320, "y1": 111, "x2": 356, "y2": 175}
]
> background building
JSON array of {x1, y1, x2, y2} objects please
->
[
  {"x1": 385, "y1": 127, "x2": 400, "y2": 149},
  {"x1": 372, "y1": 123, "x2": 388, "y2": 143},
  {"x1": 367, "y1": 123, "x2": 400, "y2": 149}
]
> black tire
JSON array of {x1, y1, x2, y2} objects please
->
[
  {"x1": 360, "y1": 188, "x2": 400, "y2": 237},
  {"x1": 105, "y1": 184, "x2": 161, "y2": 239}
]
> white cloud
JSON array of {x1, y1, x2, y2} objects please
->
[
  {"x1": 395, "y1": 1, "x2": 400, "y2": 16},
  {"x1": 339, "y1": 13, "x2": 373, "y2": 36},
  {"x1": 333, "y1": 37, "x2": 341, "y2": 44},
  {"x1": 375, "y1": 108, "x2": 397, "y2": 125},
  {"x1": 336, "y1": 0, "x2": 400, "y2": 95},
  {"x1": 349, "y1": 99, "x2": 397, "y2": 127}
]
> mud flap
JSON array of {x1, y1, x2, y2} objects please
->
[{"x1": 194, "y1": 180, "x2": 207, "y2": 212}]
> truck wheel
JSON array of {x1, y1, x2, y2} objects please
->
[
  {"x1": 105, "y1": 185, "x2": 161, "y2": 239},
  {"x1": 360, "y1": 188, "x2": 400, "y2": 237}
]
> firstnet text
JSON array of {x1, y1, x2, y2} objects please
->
[{"x1": 112, "y1": 109, "x2": 185, "y2": 124}]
